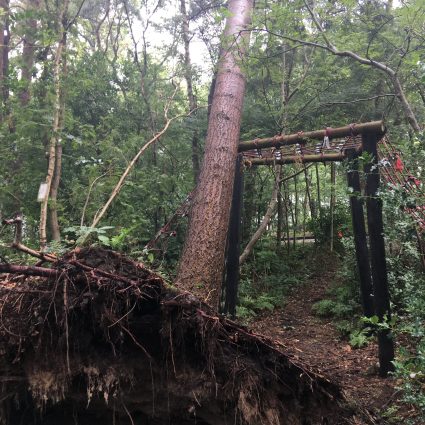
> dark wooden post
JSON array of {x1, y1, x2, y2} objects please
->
[
  {"x1": 346, "y1": 150, "x2": 374, "y2": 318},
  {"x1": 223, "y1": 155, "x2": 244, "y2": 318},
  {"x1": 362, "y1": 133, "x2": 395, "y2": 377},
  {"x1": 330, "y1": 162, "x2": 336, "y2": 251}
]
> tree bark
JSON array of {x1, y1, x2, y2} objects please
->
[
  {"x1": 330, "y1": 162, "x2": 336, "y2": 251},
  {"x1": 242, "y1": 167, "x2": 256, "y2": 244},
  {"x1": 39, "y1": 0, "x2": 69, "y2": 249},
  {"x1": 284, "y1": 179, "x2": 290, "y2": 253},
  {"x1": 176, "y1": 0, "x2": 253, "y2": 308},
  {"x1": 0, "y1": 264, "x2": 58, "y2": 278},
  {"x1": 0, "y1": 0, "x2": 9, "y2": 121},
  {"x1": 315, "y1": 164, "x2": 322, "y2": 220},
  {"x1": 20, "y1": 0, "x2": 40, "y2": 106},
  {"x1": 223, "y1": 155, "x2": 244, "y2": 317},
  {"x1": 180, "y1": 0, "x2": 200, "y2": 183},
  {"x1": 49, "y1": 32, "x2": 68, "y2": 242},
  {"x1": 346, "y1": 150, "x2": 374, "y2": 318},
  {"x1": 362, "y1": 133, "x2": 395, "y2": 377},
  {"x1": 49, "y1": 143, "x2": 63, "y2": 241},
  {"x1": 304, "y1": 167, "x2": 315, "y2": 219},
  {"x1": 276, "y1": 178, "x2": 283, "y2": 250},
  {"x1": 293, "y1": 174, "x2": 299, "y2": 248}
]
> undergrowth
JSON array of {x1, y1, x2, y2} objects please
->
[
  {"x1": 237, "y1": 237, "x2": 312, "y2": 322},
  {"x1": 310, "y1": 236, "x2": 367, "y2": 347}
]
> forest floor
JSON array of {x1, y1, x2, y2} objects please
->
[{"x1": 250, "y1": 257, "x2": 418, "y2": 424}]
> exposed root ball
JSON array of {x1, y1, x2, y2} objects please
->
[{"x1": 0, "y1": 248, "x2": 357, "y2": 424}]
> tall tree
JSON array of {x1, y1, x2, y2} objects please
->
[
  {"x1": 176, "y1": 0, "x2": 253, "y2": 308},
  {"x1": 20, "y1": 0, "x2": 40, "y2": 106},
  {"x1": 0, "y1": 0, "x2": 9, "y2": 122},
  {"x1": 39, "y1": 0, "x2": 69, "y2": 249},
  {"x1": 180, "y1": 0, "x2": 200, "y2": 183}
]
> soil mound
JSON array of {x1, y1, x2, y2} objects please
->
[{"x1": 0, "y1": 248, "x2": 356, "y2": 424}]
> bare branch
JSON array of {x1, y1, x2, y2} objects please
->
[
  {"x1": 0, "y1": 264, "x2": 58, "y2": 278},
  {"x1": 90, "y1": 89, "x2": 203, "y2": 229},
  {"x1": 319, "y1": 94, "x2": 397, "y2": 106}
]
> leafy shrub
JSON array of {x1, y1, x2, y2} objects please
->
[
  {"x1": 349, "y1": 328, "x2": 372, "y2": 348},
  {"x1": 308, "y1": 202, "x2": 352, "y2": 252},
  {"x1": 393, "y1": 341, "x2": 425, "y2": 418},
  {"x1": 312, "y1": 299, "x2": 337, "y2": 317}
]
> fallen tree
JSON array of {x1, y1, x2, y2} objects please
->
[{"x1": 0, "y1": 248, "x2": 363, "y2": 424}]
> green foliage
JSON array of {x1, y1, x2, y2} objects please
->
[
  {"x1": 392, "y1": 341, "x2": 425, "y2": 417},
  {"x1": 312, "y1": 299, "x2": 338, "y2": 317},
  {"x1": 349, "y1": 328, "x2": 372, "y2": 349},
  {"x1": 237, "y1": 239, "x2": 313, "y2": 321},
  {"x1": 308, "y1": 202, "x2": 352, "y2": 252},
  {"x1": 0, "y1": 0, "x2": 424, "y2": 418},
  {"x1": 312, "y1": 298, "x2": 356, "y2": 318},
  {"x1": 63, "y1": 225, "x2": 115, "y2": 247}
]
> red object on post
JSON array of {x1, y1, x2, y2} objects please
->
[{"x1": 394, "y1": 155, "x2": 404, "y2": 172}]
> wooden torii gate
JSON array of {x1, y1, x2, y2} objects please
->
[{"x1": 224, "y1": 120, "x2": 395, "y2": 377}]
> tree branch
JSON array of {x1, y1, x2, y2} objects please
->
[
  {"x1": 90, "y1": 88, "x2": 202, "y2": 229},
  {"x1": 0, "y1": 264, "x2": 58, "y2": 278},
  {"x1": 300, "y1": 1, "x2": 420, "y2": 132}
]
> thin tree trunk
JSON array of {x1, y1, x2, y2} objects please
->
[
  {"x1": 176, "y1": 0, "x2": 254, "y2": 308},
  {"x1": 330, "y1": 162, "x2": 336, "y2": 251},
  {"x1": 293, "y1": 174, "x2": 299, "y2": 248},
  {"x1": 240, "y1": 166, "x2": 281, "y2": 265},
  {"x1": 39, "y1": 0, "x2": 69, "y2": 249},
  {"x1": 304, "y1": 167, "x2": 315, "y2": 219},
  {"x1": 20, "y1": 0, "x2": 40, "y2": 106},
  {"x1": 302, "y1": 183, "x2": 308, "y2": 245},
  {"x1": 49, "y1": 143, "x2": 63, "y2": 241},
  {"x1": 242, "y1": 167, "x2": 256, "y2": 244},
  {"x1": 0, "y1": 0, "x2": 9, "y2": 122},
  {"x1": 180, "y1": 0, "x2": 200, "y2": 183},
  {"x1": 315, "y1": 163, "x2": 321, "y2": 220},
  {"x1": 284, "y1": 180, "x2": 291, "y2": 253},
  {"x1": 276, "y1": 178, "x2": 283, "y2": 250},
  {"x1": 49, "y1": 32, "x2": 68, "y2": 242}
]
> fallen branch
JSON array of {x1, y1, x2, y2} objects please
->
[
  {"x1": 90, "y1": 87, "x2": 202, "y2": 230},
  {"x1": 12, "y1": 243, "x2": 57, "y2": 262},
  {"x1": 0, "y1": 264, "x2": 58, "y2": 278},
  {"x1": 144, "y1": 190, "x2": 194, "y2": 250},
  {"x1": 80, "y1": 172, "x2": 108, "y2": 226},
  {"x1": 239, "y1": 166, "x2": 282, "y2": 265},
  {"x1": 239, "y1": 165, "x2": 312, "y2": 264},
  {"x1": 2, "y1": 215, "x2": 57, "y2": 262}
]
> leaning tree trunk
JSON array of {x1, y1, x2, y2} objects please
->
[{"x1": 176, "y1": 0, "x2": 253, "y2": 309}]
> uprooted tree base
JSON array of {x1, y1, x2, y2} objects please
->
[{"x1": 0, "y1": 248, "x2": 359, "y2": 424}]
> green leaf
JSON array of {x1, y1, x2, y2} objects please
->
[{"x1": 97, "y1": 235, "x2": 111, "y2": 246}]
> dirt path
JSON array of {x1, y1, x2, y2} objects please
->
[{"x1": 250, "y1": 260, "x2": 399, "y2": 423}]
